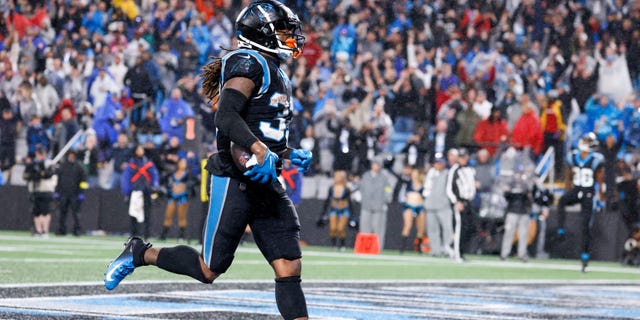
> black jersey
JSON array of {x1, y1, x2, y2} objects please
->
[
  {"x1": 208, "y1": 49, "x2": 293, "y2": 178},
  {"x1": 219, "y1": 49, "x2": 292, "y2": 153},
  {"x1": 567, "y1": 150, "x2": 604, "y2": 189}
]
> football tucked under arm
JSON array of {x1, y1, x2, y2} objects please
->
[
  {"x1": 230, "y1": 141, "x2": 279, "y2": 184},
  {"x1": 230, "y1": 142, "x2": 259, "y2": 172}
]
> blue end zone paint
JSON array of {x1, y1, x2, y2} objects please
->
[
  {"x1": 0, "y1": 307, "x2": 81, "y2": 317},
  {"x1": 2, "y1": 283, "x2": 640, "y2": 319},
  {"x1": 20, "y1": 295, "x2": 280, "y2": 315},
  {"x1": 191, "y1": 290, "x2": 461, "y2": 319},
  {"x1": 0, "y1": 307, "x2": 148, "y2": 320}
]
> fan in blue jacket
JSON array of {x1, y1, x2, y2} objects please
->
[
  {"x1": 584, "y1": 95, "x2": 621, "y2": 140},
  {"x1": 159, "y1": 88, "x2": 195, "y2": 142},
  {"x1": 121, "y1": 145, "x2": 160, "y2": 240}
]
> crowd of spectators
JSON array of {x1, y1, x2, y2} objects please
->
[
  {"x1": 1, "y1": 0, "x2": 640, "y2": 248},
  {"x1": 0, "y1": 0, "x2": 224, "y2": 188}
]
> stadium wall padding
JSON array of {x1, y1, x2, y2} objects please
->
[{"x1": 0, "y1": 185, "x2": 629, "y2": 262}]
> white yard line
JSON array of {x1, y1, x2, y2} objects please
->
[
  {"x1": 0, "y1": 279, "x2": 195, "y2": 288},
  {"x1": 1, "y1": 254, "x2": 639, "y2": 275},
  {"x1": 0, "y1": 257, "x2": 450, "y2": 266},
  {"x1": 0, "y1": 258, "x2": 111, "y2": 263},
  {"x1": 0, "y1": 234, "x2": 129, "y2": 245},
  {"x1": 0, "y1": 244, "x2": 118, "y2": 250},
  {"x1": 2, "y1": 278, "x2": 640, "y2": 289}
]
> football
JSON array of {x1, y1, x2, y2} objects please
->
[{"x1": 230, "y1": 142, "x2": 258, "y2": 172}]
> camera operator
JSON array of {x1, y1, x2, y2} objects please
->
[{"x1": 23, "y1": 146, "x2": 57, "y2": 238}]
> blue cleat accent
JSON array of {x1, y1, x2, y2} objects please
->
[
  {"x1": 104, "y1": 237, "x2": 150, "y2": 290},
  {"x1": 554, "y1": 228, "x2": 567, "y2": 242},
  {"x1": 580, "y1": 253, "x2": 590, "y2": 273}
]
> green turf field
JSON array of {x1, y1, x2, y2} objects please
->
[{"x1": 0, "y1": 230, "x2": 638, "y2": 285}]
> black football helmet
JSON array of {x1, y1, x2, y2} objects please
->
[
  {"x1": 577, "y1": 132, "x2": 599, "y2": 153},
  {"x1": 532, "y1": 185, "x2": 554, "y2": 207},
  {"x1": 235, "y1": 0, "x2": 305, "y2": 60}
]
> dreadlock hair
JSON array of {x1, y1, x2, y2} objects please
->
[{"x1": 200, "y1": 57, "x2": 223, "y2": 102}]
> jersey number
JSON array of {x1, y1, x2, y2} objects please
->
[
  {"x1": 259, "y1": 119, "x2": 286, "y2": 141},
  {"x1": 572, "y1": 168, "x2": 594, "y2": 187},
  {"x1": 260, "y1": 92, "x2": 291, "y2": 142}
]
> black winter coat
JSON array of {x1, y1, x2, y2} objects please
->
[{"x1": 55, "y1": 160, "x2": 87, "y2": 196}]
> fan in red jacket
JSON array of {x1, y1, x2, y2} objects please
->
[
  {"x1": 52, "y1": 99, "x2": 77, "y2": 125},
  {"x1": 473, "y1": 107, "x2": 509, "y2": 156},
  {"x1": 511, "y1": 96, "x2": 543, "y2": 156}
]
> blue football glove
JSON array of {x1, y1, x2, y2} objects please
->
[
  {"x1": 77, "y1": 193, "x2": 85, "y2": 202},
  {"x1": 289, "y1": 149, "x2": 313, "y2": 173},
  {"x1": 244, "y1": 149, "x2": 278, "y2": 184}
]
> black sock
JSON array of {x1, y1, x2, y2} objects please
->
[
  {"x1": 156, "y1": 245, "x2": 211, "y2": 283},
  {"x1": 132, "y1": 241, "x2": 150, "y2": 267},
  {"x1": 340, "y1": 238, "x2": 345, "y2": 247},
  {"x1": 275, "y1": 276, "x2": 308, "y2": 320},
  {"x1": 330, "y1": 237, "x2": 336, "y2": 247}
]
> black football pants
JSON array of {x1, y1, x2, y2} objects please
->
[{"x1": 557, "y1": 188, "x2": 595, "y2": 254}]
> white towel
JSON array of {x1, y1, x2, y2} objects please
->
[{"x1": 128, "y1": 191, "x2": 145, "y2": 223}]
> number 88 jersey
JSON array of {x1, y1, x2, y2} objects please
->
[
  {"x1": 567, "y1": 150, "x2": 604, "y2": 189},
  {"x1": 219, "y1": 49, "x2": 293, "y2": 157}
]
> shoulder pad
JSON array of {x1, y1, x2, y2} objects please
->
[{"x1": 221, "y1": 50, "x2": 270, "y2": 96}]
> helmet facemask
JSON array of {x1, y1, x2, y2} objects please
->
[
  {"x1": 578, "y1": 133, "x2": 598, "y2": 153},
  {"x1": 273, "y1": 20, "x2": 305, "y2": 60},
  {"x1": 235, "y1": 1, "x2": 305, "y2": 61}
]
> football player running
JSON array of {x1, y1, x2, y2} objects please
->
[
  {"x1": 103, "y1": 1, "x2": 311, "y2": 319},
  {"x1": 556, "y1": 132, "x2": 604, "y2": 272}
]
